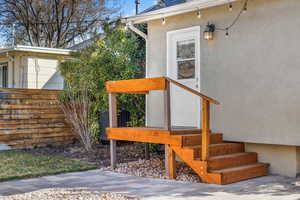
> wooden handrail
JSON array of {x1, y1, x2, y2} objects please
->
[
  {"x1": 106, "y1": 77, "x2": 220, "y2": 166},
  {"x1": 165, "y1": 77, "x2": 220, "y2": 105},
  {"x1": 164, "y1": 77, "x2": 220, "y2": 162}
]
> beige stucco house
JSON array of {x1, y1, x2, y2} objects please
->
[
  {"x1": 124, "y1": 0, "x2": 300, "y2": 177},
  {"x1": 0, "y1": 45, "x2": 72, "y2": 90}
]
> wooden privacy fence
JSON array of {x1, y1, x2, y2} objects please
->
[{"x1": 0, "y1": 88, "x2": 75, "y2": 149}]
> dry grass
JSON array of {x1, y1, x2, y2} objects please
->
[{"x1": 0, "y1": 150, "x2": 96, "y2": 182}]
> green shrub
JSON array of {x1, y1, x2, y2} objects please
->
[{"x1": 59, "y1": 21, "x2": 146, "y2": 137}]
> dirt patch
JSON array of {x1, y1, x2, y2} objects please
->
[{"x1": 25, "y1": 142, "x2": 148, "y2": 167}]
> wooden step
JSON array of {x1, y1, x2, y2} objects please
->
[
  {"x1": 186, "y1": 143, "x2": 245, "y2": 159},
  {"x1": 208, "y1": 152, "x2": 257, "y2": 170},
  {"x1": 171, "y1": 129, "x2": 201, "y2": 135},
  {"x1": 181, "y1": 133, "x2": 223, "y2": 146},
  {"x1": 210, "y1": 163, "x2": 269, "y2": 184}
]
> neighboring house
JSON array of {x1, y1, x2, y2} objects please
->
[
  {"x1": 123, "y1": 0, "x2": 300, "y2": 178},
  {"x1": 0, "y1": 45, "x2": 72, "y2": 90},
  {"x1": 70, "y1": 34, "x2": 102, "y2": 50}
]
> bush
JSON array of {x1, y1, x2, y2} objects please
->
[
  {"x1": 59, "y1": 21, "x2": 146, "y2": 139},
  {"x1": 59, "y1": 88, "x2": 97, "y2": 152}
]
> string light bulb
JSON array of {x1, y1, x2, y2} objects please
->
[
  {"x1": 225, "y1": 28, "x2": 229, "y2": 38},
  {"x1": 243, "y1": 1, "x2": 248, "y2": 13},
  {"x1": 228, "y1": 3, "x2": 233, "y2": 12},
  {"x1": 197, "y1": 10, "x2": 202, "y2": 19},
  {"x1": 162, "y1": 18, "x2": 166, "y2": 25}
]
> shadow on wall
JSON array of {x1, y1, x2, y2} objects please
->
[{"x1": 41, "y1": 71, "x2": 64, "y2": 90}]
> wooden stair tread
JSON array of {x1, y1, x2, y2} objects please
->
[
  {"x1": 195, "y1": 152, "x2": 256, "y2": 161},
  {"x1": 210, "y1": 163, "x2": 268, "y2": 174},
  {"x1": 208, "y1": 152, "x2": 256, "y2": 160},
  {"x1": 184, "y1": 142, "x2": 241, "y2": 149}
]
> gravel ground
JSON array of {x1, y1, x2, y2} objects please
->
[
  {"x1": 108, "y1": 157, "x2": 200, "y2": 183},
  {"x1": 0, "y1": 189, "x2": 139, "y2": 200},
  {"x1": 25, "y1": 143, "x2": 200, "y2": 183}
]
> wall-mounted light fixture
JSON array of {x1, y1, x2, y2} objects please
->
[
  {"x1": 203, "y1": 23, "x2": 215, "y2": 40},
  {"x1": 197, "y1": 10, "x2": 202, "y2": 19},
  {"x1": 162, "y1": 18, "x2": 166, "y2": 25}
]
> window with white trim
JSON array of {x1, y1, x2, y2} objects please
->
[
  {"x1": 0, "y1": 62, "x2": 8, "y2": 88},
  {"x1": 176, "y1": 39, "x2": 196, "y2": 80}
]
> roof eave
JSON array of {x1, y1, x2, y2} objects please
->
[
  {"x1": 0, "y1": 45, "x2": 73, "y2": 56},
  {"x1": 123, "y1": 0, "x2": 239, "y2": 24}
]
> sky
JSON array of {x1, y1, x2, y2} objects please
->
[
  {"x1": 0, "y1": 0, "x2": 157, "y2": 48},
  {"x1": 106, "y1": 0, "x2": 156, "y2": 17}
]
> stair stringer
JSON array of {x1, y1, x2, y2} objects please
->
[{"x1": 171, "y1": 145, "x2": 222, "y2": 184}]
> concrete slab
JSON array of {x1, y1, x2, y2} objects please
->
[{"x1": 0, "y1": 170, "x2": 299, "y2": 200}]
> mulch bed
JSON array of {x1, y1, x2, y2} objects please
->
[
  {"x1": 26, "y1": 142, "x2": 200, "y2": 183},
  {"x1": 25, "y1": 142, "x2": 148, "y2": 167}
]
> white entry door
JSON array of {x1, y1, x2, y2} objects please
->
[{"x1": 167, "y1": 26, "x2": 201, "y2": 128}]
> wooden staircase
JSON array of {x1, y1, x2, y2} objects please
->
[
  {"x1": 0, "y1": 88, "x2": 75, "y2": 149},
  {"x1": 105, "y1": 77, "x2": 269, "y2": 184}
]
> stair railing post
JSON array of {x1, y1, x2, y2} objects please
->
[
  {"x1": 164, "y1": 80, "x2": 171, "y2": 131},
  {"x1": 163, "y1": 80, "x2": 175, "y2": 178},
  {"x1": 109, "y1": 93, "x2": 117, "y2": 169},
  {"x1": 201, "y1": 99, "x2": 210, "y2": 161}
]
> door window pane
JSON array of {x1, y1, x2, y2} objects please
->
[
  {"x1": 176, "y1": 39, "x2": 196, "y2": 80},
  {"x1": 177, "y1": 39, "x2": 195, "y2": 59},
  {"x1": 177, "y1": 60, "x2": 195, "y2": 80}
]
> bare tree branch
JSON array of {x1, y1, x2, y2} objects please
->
[{"x1": 0, "y1": 0, "x2": 111, "y2": 48}]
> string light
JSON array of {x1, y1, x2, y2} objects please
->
[
  {"x1": 229, "y1": 3, "x2": 233, "y2": 12},
  {"x1": 162, "y1": 18, "x2": 166, "y2": 25},
  {"x1": 197, "y1": 10, "x2": 202, "y2": 19},
  {"x1": 225, "y1": 28, "x2": 229, "y2": 38},
  {"x1": 207, "y1": 0, "x2": 249, "y2": 39},
  {"x1": 243, "y1": 1, "x2": 248, "y2": 13}
]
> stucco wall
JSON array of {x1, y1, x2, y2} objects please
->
[
  {"x1": 245, "y1": 143, "x2": 299, "y2": 177},
  {"x1": 146, "y1": 0, "x2": 300, "y2": 146}
]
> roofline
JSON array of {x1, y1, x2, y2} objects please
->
[
  {"x1": 123, "y1": 0, "x2": 239, "y2": 24},
  {"x1": 0, "y1": 45, "x2": 73, "y2": 55}
]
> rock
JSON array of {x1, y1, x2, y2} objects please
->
[{"x1": 0, "y1": 189, "x2": 139, "y2": 200}]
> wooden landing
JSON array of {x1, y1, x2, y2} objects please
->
[
  {"x1": 106, "y1": 127, "x2": 223, "y2": 146},
  {"x1": 107, "y1": 127, "x2": 269, "y2": 185}
]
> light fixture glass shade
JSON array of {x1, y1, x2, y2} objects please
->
[
  {"x1": 203, "y1": 31, "x2": 213, "y2": 40},
  {"x1": 203, "y1": 23, "x2": 215, "y2": 40}
]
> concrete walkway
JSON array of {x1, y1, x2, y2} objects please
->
[{"x1": 0, "y1": 170, "x2": 300, "y2": 200}]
